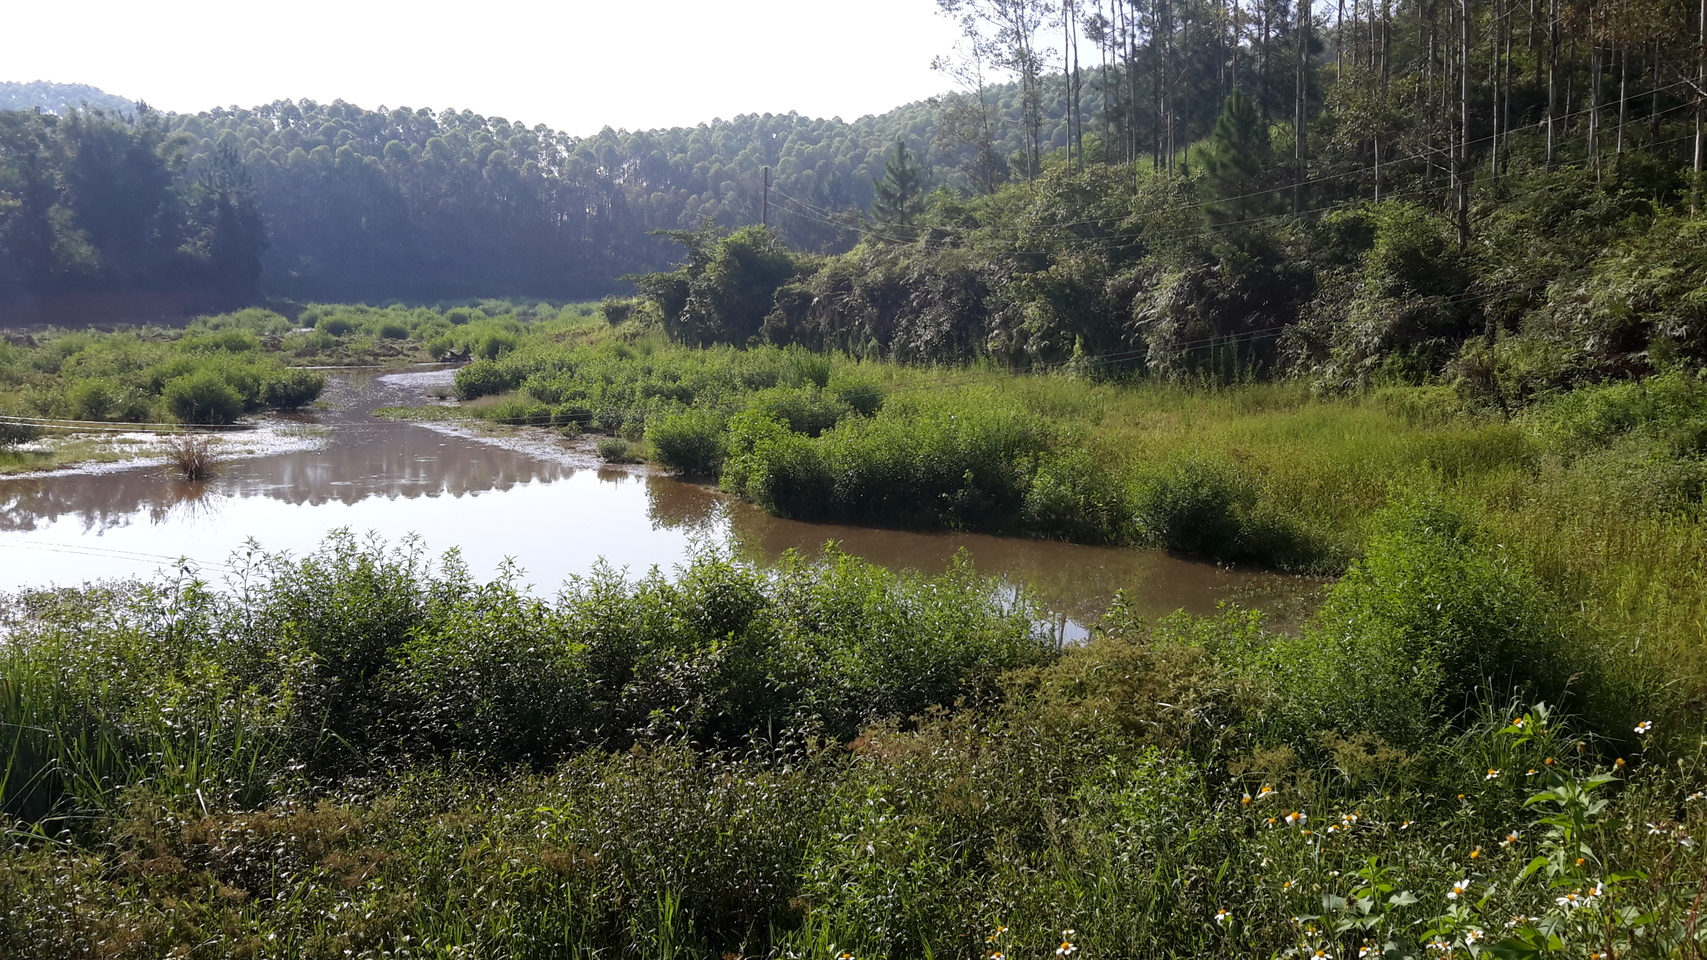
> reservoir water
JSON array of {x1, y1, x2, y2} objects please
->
[{"x1": 0, "y1": 369, "x2": 1322, "y2": 634}]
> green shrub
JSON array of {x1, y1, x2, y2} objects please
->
[
  {"x1": 832, "y1": 377, "x2": 886, "y2": 417},
  {"x1": 597, "y1": 437, "x2": 637, "y2": 462},
  {"x1": 1529, "y1": 371, "x2": 1707, "y2": 458},
  {"x1": 1267, "y1": 495, "x2": 1585, "y2": 745},
  {"x1": 744, "y1": 386, "x2": 849, "y2": 437},
  {"x1": 181, "y1": 328, "x2": 261, "y2": 353},
  {"x1": 647, "y1": 408, "x2": 727, "y2": 475},
  {"x1": 376, "y1": 321, "x2": 410, "y2": 340},
  {"x1": 1129, "y1": 452, "x2": 1258, "y2": 557},
  {"x1": 480, "y1": 395, "x2": 550, "y2": 424},
  {"x1": 162, "y1": 370, "x2": 245, "y2": 424},
  {"x1": 63, "y1": 378, "x2": 129, "y2": 421},
  {"x1": 0, "y1": 417, "x2": 40, "y2": 446},
  {"x1": 316, "y1": 315, "x2": 355, "y2": 337},
  {"x1": 1022, "y1": 448, "x2": 1129, "y2": 542},
  {"x1": 473, "y1": 329, "x2": 519, "y2": 360},
  {"x1": 454, "y1": 359, "x2": 523, "y2": 400},
  {"x1": 260, "y1": 368, "x2": 325, "y2": 409},
  {"x1": 723, "y1": 410, "x2": 834, "y2": 518}
]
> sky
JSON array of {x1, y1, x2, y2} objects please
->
[{"x1": 7, "y1": 0, "x2": 969, "y2": 136}]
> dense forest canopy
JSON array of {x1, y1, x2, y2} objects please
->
[{"x1": 3, "y1": 0, "x2": 1707, "y2": 388}]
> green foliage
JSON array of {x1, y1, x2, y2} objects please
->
[
  {"x1": 4, "y1": 548, "x2": 1701, "y2": 959},
  {"x1": 870, "y1": 139, "x2": 926, "y2": 226},
  {"x1": 0, "y1": 416, "x2": 39, "y2": 446},
  {"x1": 161, "y1": 369, "x2": 245, "y2": 424},
  {"x1": 1268, "y1": 496, "x2": 1585, "y2": 745},
  {"x1": 646, "y1": 408, "x2": 726, "y2": 475},
  {"x1": 1129, "y1": 451, "x2": 1259, "y2": 556},
  {"x1": 260, "y1": 367, "x2": 325, "y2": 409},
  {"x1": 1198, "y1": 91, "x2": 1277, "y2": 222},
  {"x1": 638, "y1": 225, "x2": 802, "y2": 347}
]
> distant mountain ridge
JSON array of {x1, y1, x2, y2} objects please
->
[{"x1": 0, "y1": 80, "x2": 135, "y2": 117}]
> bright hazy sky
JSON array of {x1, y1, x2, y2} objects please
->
[{"x1": 8, "y1": 0, "x2": 968, "y2": 136}]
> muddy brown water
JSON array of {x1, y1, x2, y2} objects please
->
[{"x1": 0, "y1": 369, "x2": 1324, "y2": 636}]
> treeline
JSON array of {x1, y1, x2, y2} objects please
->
[
  {"x1": 0, "y1": 108, "x2": 266, "y2": 302},
  {"x1": 0, "y1": 76, "x2": 1091, "y2": 305},
  {"x1": 600, "y1": 0, "x2": 1707, "y2": 392},
  {"x1": 9, "y1": 0, "x2": 1707, "y2": 330}
]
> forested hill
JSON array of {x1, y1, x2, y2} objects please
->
[
  {"x1": 0, "y1": 76, "x2": 1077, "y2": 307},
  {"x1": 144, "y1": 87, "x2": 1074, "y2": 300},
  {"x1": 0, "y1": 81, "x2": 135, "y2": 117}
]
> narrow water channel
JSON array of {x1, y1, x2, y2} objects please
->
[{"x1": 0, "y1": 369, "x2": 1323, "y2": 634}]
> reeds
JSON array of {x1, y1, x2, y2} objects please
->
[{"x1": 163, "y1": 430, "x2": 218, "y2": 480}]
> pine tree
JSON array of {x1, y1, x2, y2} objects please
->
[
  {"x1": 871, "y1": 140, "x2": 926, "y2": 226},
  {"x1": 1199, "y1": 91, "x2": 1275, "y2": 222}
]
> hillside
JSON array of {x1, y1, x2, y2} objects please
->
[{"x1": 0, "y1": 80, "x2": 134, "y2": 117}]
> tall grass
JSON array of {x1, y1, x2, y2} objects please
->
[
  {"x1": 163, "y1": 432, "x2": 219, "y2": 480},
  {"x1": 423, "y1": 332, "x2": 1707, "y2": 708},
  {"x1": 0, "y1": 532, "x2": 1702, "y2": 958}
]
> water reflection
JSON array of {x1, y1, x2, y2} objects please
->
[
  {"x1": 0, "y1": 368, "x2": 1324, "y2": 630},
  {"x1": 0, "y1": 370, "x2": 579, "y2": 535},
  {"x1": 643, "y1": 474, "x2": 1322, "y2": 632}
]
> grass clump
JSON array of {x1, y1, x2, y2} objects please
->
[{"x1": 162, "y1": 432, "x2": 219, "y2": 481}]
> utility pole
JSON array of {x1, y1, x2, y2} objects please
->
[
  {"x1": 1457, "y1": 0, "x2": 1470, "y2": 250},
  {"x1": 1696, "y1": 0, "x2": 1705, "y2": 215},
  {"x1": 1547, "y1": 0, "x2": 1558, "y2": 168},
  {"x1": 1296, "y1": 0, "x2": 1310, "y2": 213}
]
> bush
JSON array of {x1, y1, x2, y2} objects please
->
[
  {"x1": 0, "y1": 417, "x2": 40, "y2": 446},
  {"x1": 455, "y1": 359, "x2": 524, "y2": 400},
  {"x1": 744, "y1": 386, "x2": 849, "y2": 437},
  {"x1": 1267, "y1": 495, "x2": 1584, "y2": 745},
  {"x1": 1129, "y1": 452, "x2": 1258, "y2": 557},
  {"x1": 597, "y1": 437, "x2": 637, "y2": 462},
  {"x1": 260, "y1": 368, "x2": 325, "y2": 409},
  {"x1": 316, "y1": 315, "x2": 355, "y2": 336},
  {"x1": 162, "y1": 371, "x2": 245, "y2": 425},
  {"x1": 473, "y1": 329, "x2": 519, "y2": 360},
  {"x1": 63, "y1": 378, "x2": 129, "y2": 421},
  {"x1": 1022, "y1": 448, "x2": 1129, "y2": 542},
  {"x1": 723, "y1": 410, "x2": 834, "y2": 519},
  {"x1": 647, "y1": 409, "x2": 726, "y2": 476}
]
